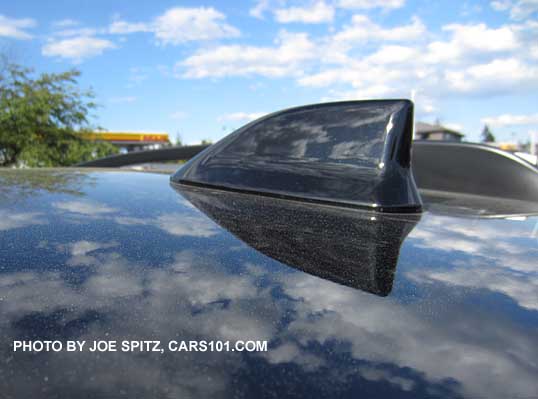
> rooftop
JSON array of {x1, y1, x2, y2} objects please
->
[{"x1": 415, "y1": 122, "x2": 464, "y2": 137}]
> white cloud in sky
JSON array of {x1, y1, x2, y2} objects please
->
[
  {"x1": 365, "y1": 44, "x2": 419, "y2": 64},
  {"x1": 218, "y1": 112, "x2": 267, "y2": 122},
  {"x1": 481, "y1": 113, "x2": 538, "y2": 127},
  {"x1": 0, "y1": 14, "x2": 36, "y2": 40},
  {"x1": 51, "y1": 19, "x2": 79, "y2": 28},
  {"x1": 109, "y1": 7, "x2": 240, "y2": 45},
  {"x1": 444, "y1": 58, "x2": 538, "y2": 93},
  {"x1": 42, "y1": 36, "x2": 116, "y2": 63},
  {"x1": 275, "y1": 1, "x2": 335, "y2": 24},
  {"x1": 337, "y1": 0, "x2": 405, "y2": 10},
  {"x1": 180, "y1": 31, "x2": 317, "y2": 78},
  {"x1": 108, "y1": 20, "x2": 150, "y2": 34},
  {"x1": 23, "y1": 2, "x2": 538, "y2": 142},
  {"x1": 250, "y1": 0, "x2": 273, "y2": 18},
  {"x1": 52, "y1": 27, "x2": 100, "y2": 37},
  {"x1": 492, "y1": 0, "x2": 512, "y2": 10},
  {"x1": 154, "y1": 7, "x2": 239, "y2": 45},
  {"x1": 424, "y1": 23, "x2": 519, "y2": 64},
  {"x1": 294, "y1": 18, "x2": 537, "y2": 100},
  {"x1": 169, "y1": 8, "x2": 538, "y2": 137},
  {"x1": 42, "y1": 6, "x2": 239, "y2": 63},
  {"x1": 491, "y1": 0, "x2": 538, "y2": 20},
  {"x1": 333, "y1": 14, "x2": 425, "y2": 43},
  {"x1": 253, "y1": 0, "x2": 403, "y2": 23}
]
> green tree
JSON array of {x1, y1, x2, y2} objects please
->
[
  {"x1": 200, "y1": 139, "x2": 212, "y2": 145},
  {"x1": 174, "y1": 131, "x2": 183, "y2": 146},
  {"x1": 481, "y1": 124, "x2": 496, "y2": 143},
  {"x1": 0, "y1": 59, "x2": 117, "y2": 167}
]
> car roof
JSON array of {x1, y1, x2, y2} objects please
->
[{"x1": 1, "y1": 168, "x2": 537, "y2": 399}]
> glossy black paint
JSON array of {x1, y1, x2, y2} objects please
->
[
  {"x1": 176, "y1": 185, "x2": 420, "y2": 296},
  {"x1": 1, "y1": 169, "x2": 538, "y2": 399},
  {"x1": 172, "y1": 100, "x2": 422, "y2": 213},
  {"x1": 413, "y1": 141, "x2": 538, "y2": 204}
]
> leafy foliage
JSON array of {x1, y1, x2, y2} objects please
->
[
  {"x1": 0, "y1": 59, "x2": 118, "y2": 167},
  {"x1": 481, "y1": 124, "x2": 496, "y2": 143}
]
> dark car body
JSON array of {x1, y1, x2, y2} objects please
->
[{"x1": 1, "y1": 168, "x2": 537, "y2": 399}]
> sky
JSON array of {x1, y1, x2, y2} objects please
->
[{"x1": 1, "y1": 0, "x2": 537, "y2": 144}]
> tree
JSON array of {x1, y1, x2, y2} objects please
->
[
  {"x1": 0, "y1": 59, "x2": 117, "y2": 167},
  {"x1": 174, "y1": 131, "x2": 183, "y2": 146},
  {"x1": 201, "y1": 139, "x2": 212, "y2": 145},
  {"x1": 481, "y1": 124, "x2": 496, "y2": 143}
]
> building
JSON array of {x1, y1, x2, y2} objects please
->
[
  {"x1": 83, "y1": 132, "x2": 170, "y2": 152},
  {"x1": 415, "y1": 122, "x2": 464, "y2": 142}
]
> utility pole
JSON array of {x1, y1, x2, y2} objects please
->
[{"x1": 531, "y1": 131, "x2": 536, "y2": 156}]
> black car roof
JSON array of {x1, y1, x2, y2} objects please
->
[{"x1": 1, "y1": 168, "x2": 537, "y2": 399}]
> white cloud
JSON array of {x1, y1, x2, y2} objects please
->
[
  {"x1": 445, "y1": 23, "x2": 518, "y2": 51},
  {"x1": 491, "y1": 0, "x2": 513, "y2": 11},
  {"x1": 51, "y1": 19, "x2": 79, "y2": 28},
  {"x1": 445, "y1": 58, "x2": 538, "y2": 93},
  {"x1": 491, "y1": 0, "x2": 538, "y2": 20},
  {"x1": 333, "y1": 15, "x2": 425, "y2": 43},
  {"x1": 52, "y1": 27, "x2": 99, "y2": 37},
  {"x1": 275, "y1": 1, "x2": 334, "y2": 24},
  {"x1": 42, "y1": 36, "x2": 116, "y2": 63},
  {"x1": 337, "y1": 0, "x2": 405, "y2": 10},
  {"x1": 0, "y1": 14, "x2": 36, "y2": 40},
  {"x1": 114, "y1": 213, "x2": 219, "y2": 238},
  {"x1": 52, "y1": 200, "x2": 117, "y2": 215},
  {"x1": 218, "y1": 112, "x2": 267, "y2": 122},
  {"x1": 365, "y1": 45, "x2": 419, "y2": 64},
  {"x1": 0, "y1": 211, "x2": 46, "y2": 231},
  {"x1": 424, "y1": 23, "x2": 519, "y2": 64},
  {"x1": 166, "y1": 7, "x2": 538, "y2": 113},
  {"x1": 358, "y1": 366, "x2": 415, "y2": 392},
  {"x1": 67, "y1": 240, "x2": 116, "y2": 256},
  {"x1": 108, "y1": 20, "x2": 150, "y2": 34},
  {"x1": 250, "y1": 0, "x2": 273, "y2": 18},
  {"x1": 481, "y1": 113, "x2": 538, "y2": 127},
  {"x1": 179, "y1": 31, "x2": 317, "y2": 78},
  {"x1": 296, "y1": 17, "x2": 537, "y2": 101},
  {"x1": 156, "y1": 214, "x2": 219, "y2": 237},
  {"x1": 109, "y1": 7, "x2": 239, "y2": 45},
  {"x1": 281, "y1": 272, "x2": 538, "y2": 399},
  {"x1": 297, "y1": 57, "x2": 409, "y2": 91},
  {"x1": 410, "y1": 263, "x2": 538, "y2": 310},
  {"x1": 154, "y1": 7, "x2": 239, "y2": 45}
]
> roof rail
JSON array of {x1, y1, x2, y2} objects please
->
[{"x1": 75, "y1": 145, "x2": 209, "y2": 167}]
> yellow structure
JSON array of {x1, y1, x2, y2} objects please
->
[
  {"x1": 496, "y1": 142, "x2": 519, "y2": 152},
  {"x1": 83, "y1": 132, "x2": 169, "y2": 145}
]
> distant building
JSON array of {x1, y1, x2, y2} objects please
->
[
  {"x1": 83, "y1": 132, "x2": 169, "y2": 152},
  {"x1": 491, "y1": 142, "x2": 521, "y2": 152},
  {"x1": 415, "y1": 122, "x2": 464, "y2": 142}
]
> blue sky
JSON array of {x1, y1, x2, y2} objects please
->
[{"x1": 1, "y1": 0, "x2": 537, "y2": 144}]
